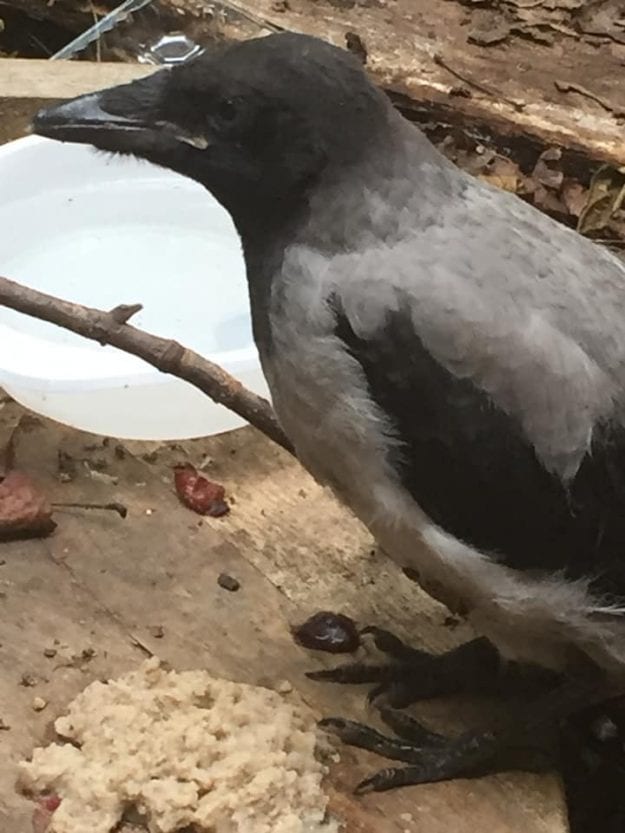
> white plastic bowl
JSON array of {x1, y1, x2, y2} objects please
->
[{"x1": 0, "y1": 135, "x2": 270, "y2": 439}]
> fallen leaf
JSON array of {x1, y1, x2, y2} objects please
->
[
  {"x1": 532, "y1": 147, "x2": 564, "y2": 190},
  {"x1": 578, "y1": 165, "x2": 625, "y2": 235},
  {"x1": 561, "y1": 180, "x2": 588, "y2": 217},
  {"x1": 173, "y1": 464, "x2": 230, "y2": 517},
  {"x1": 532, "y1": 183, "x2": 568, "y2": 215},
  {"x1": 540, "y1": 147, "x2": 563, "y2": 162},
  {"x1": 479, "y1": 155, "x2": 522, "y2": 193},
  {"x1": 479, "y1": 174, "x2": 520, "y2": 192},
  {"x1": 0, "y1": 472, "x2": 56, "y2": 540},
  {"x1": 607, "y1": 208, "x2": 625, "y2": 243}
]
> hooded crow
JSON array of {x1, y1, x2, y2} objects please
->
[{"x1": 33, "y1": 32, "x2": 625, "y2": 794}]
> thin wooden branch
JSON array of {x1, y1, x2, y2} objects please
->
[{"x1": 0, "y1": 275, "x2": 294, "y2": 455}]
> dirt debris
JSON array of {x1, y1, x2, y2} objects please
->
[
  {"x1": 217, "y1": 573, "x2": 241, "y2": 592},
  {"x1": 174, "y1": 464, "x2": 230, "y2": 517}
]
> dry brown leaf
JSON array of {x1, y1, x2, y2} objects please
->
[
  {"x1": 0, "y1": 471, "x2": 56, "y2": 540},
  {"x1": 479, "y1": 174, "x2": 520, "y2": 192},
  {"x1": 532, "y1": 147, "x2": 564, "y2": 190},
  {"x1": 540, "y1": 147, "x2": 563, "y2": 163},
  {"x1": 578, "y1": 166, "x2": 625, "y2": 235},
  {"x1": 532, "y1": 183, "x2": 568, "y2": 215},
  {"x1": 561, "y1": 180, "x2": 588, "y2": 218},
  {"x1": 479, "y1": 155, "x2": 522, "y2": 192}
]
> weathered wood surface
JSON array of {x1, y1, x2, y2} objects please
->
[
  {"x1": 0, "y1": 58, "x2": 153, "y2": 143},
  {"x1": 3, "y1": 0, "x2": 625, "y2": 166},
  {"x1": 0, "y1": 402, "x2": 568, "y2": 833}
]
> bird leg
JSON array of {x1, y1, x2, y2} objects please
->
[
  {"x1": 319, "y1": 675, "x2": 603, "y2": 793},
  {"x1": 307, "y1": 628, "x2": 558, "y2": 708}
]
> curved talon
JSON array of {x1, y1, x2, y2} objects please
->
[
  {"x1": 319, "y1": 716, "x2": 384, "y2": 745},
  {"x1": 354, "y1": 777, "x2": 376, "y2": 795},
  {"x1": 378, "y1": 706, "x2": 447, "y2": 746},
  {"x1": 318, "y1": 717, "x2": 349, "y2": 730},
  {"x1": 360, "y1": 626, "x2": 409, "y2": 655},
  {"x1": 354, "y1": 767, "x2": 401, "y2": 795},
  {"x1": 306, "y1": 662, "x2": 392, "y2": 685}
]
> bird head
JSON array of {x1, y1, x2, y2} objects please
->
[{"x1": 32, "y1": 33, "x2": 392, "y2": 241}]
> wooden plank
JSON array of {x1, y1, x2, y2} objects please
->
[
  {"x1": 3, "y1": 0, "x2": 625, "y2": 166},
  {"x1": 0, "y1": 404, "x2": 568, "y2": 833},
  {"x1": 0, "y1": 57, "x2": 154, "y2": 98},
  {"x1": 215, "y1": 0, "x2": 625, "y2": 167},
  {"x1": 0, "y1": 59, "x2": 154, "y2": 144}
]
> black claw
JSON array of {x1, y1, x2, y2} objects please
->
[
  {"x1": 353, "y1": 776, "x2": 377, "y2": 795},
  {"x1": 319, "y1": 716, "x2": 386, "y2": 746},
  {"x1": 354, "y1": 767, "x2": 408, "y2": 794},
  {"x1": 306, "y1": 662, "x2": 390, "y2": 685},
  {"x1": 319, "y1": 716, "x2": 348, "y2": 731},
  {"x1": 320, "y1": 716, "x2": 443, "y2": 763},
  {"x1": 378, "y1": 706, "x2": 448, "y2": 746},
  {"x1": 361, "y1": 626, "x2": 413, "y2": 657}
]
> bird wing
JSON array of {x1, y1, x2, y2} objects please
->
[{"x1": 326, "y1": 179, "x2": 625, "y2": 593}]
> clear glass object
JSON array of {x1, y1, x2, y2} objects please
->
[{"x1": 138, "y1": 32, "x2": 203, "y2": 65}]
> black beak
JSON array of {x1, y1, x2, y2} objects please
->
[
  {"x1": 31, "y1": 71, "x2": 184, "y2": 155},
  {"x1": 34, "y1": 90, "x2": 151, "y2": 143}
]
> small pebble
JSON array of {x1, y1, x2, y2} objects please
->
[
  {"x1": 276, "y1": 679, "x2": 293, "y2": 694},
  {"x1": 148, "y1": 625, "x2": 165, "y2": 639},
  {"x1": 43, "y1": 647, "x2": 57, "y2": 658},
  {"x1": 400, "y1": 813, "x2": 414, "y2": 823},
  {"x1": 292, "y1": 611, "x2": 360, "y2": 654},
  {"x1": 217, "y1": 573, "x2": 240, "y2": 592},
  {"x1": 20, "y1": 673, "x2": 37, "y2": 687},
  {"x1": 32, "y1": 697, "x2": 47, "y2": 712},
  {"x1": 0, "y1": 717, "x2": 10, "y2": 730}
]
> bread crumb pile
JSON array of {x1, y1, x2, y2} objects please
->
[{"x1": 19, "y1": 658, "x2": 339, "y2": 833}]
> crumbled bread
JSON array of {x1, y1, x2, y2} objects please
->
[{"x1": 19, "y1": 658, "x2": 339, "y2": 833}]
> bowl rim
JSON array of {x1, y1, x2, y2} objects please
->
[{"x1": 0, "y1": 134, "x2": 259, "y2": 392}]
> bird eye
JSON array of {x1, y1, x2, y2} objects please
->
[{"x1": 216, "y1": 98, "x2": 238, "y2": 123}]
